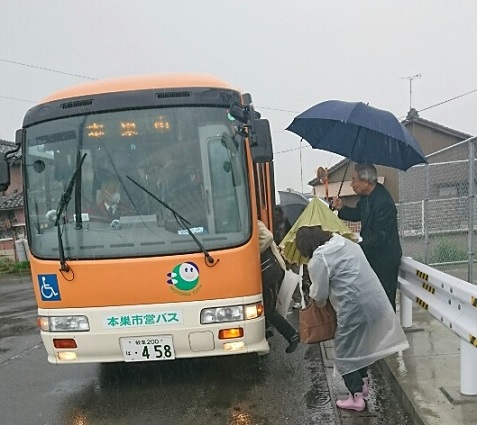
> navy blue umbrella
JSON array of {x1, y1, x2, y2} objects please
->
[{"x1": 286, "y1": 100, "x2": 427, "y2": 171}]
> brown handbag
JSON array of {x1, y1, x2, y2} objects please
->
[{"x1": 299, "y1": 299, "x2": 337, "y2": 343}]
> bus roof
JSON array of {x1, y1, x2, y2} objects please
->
[{"x1": 41, "y1": 73, "x2": 238, "y2": 103}]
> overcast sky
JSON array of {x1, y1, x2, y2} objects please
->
[{"x1": 1, "y1": 1, "x2": 477, "y2": 192}]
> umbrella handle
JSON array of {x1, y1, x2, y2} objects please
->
[{"x1": 337, "y1": 159, "x2": 351, "y2": 198}]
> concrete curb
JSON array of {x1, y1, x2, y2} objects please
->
[{"x1": 377, "y1": 358, "x2": 426, "y2": 425}]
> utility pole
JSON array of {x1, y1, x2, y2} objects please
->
[
  {"x1": 299, "y1": 139, "x2": 304, "y2": 193},
  {"x1": 400, "y1": 73, "x2": 421, "y2": 110}
]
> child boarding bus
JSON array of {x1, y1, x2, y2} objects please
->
[{"x1": 0, "y1": 74, "x2": 277, "y2": 364}]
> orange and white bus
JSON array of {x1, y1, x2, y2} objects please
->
[{"x1": 0, "y1": 74, "x2": 277, "y2": 364}]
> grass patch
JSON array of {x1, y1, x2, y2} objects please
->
[
  {"x1": 0, "y1": 258, "x2": 30, "y2": 274},
  {"x1": 430, "y1": 239, "x2": 467, "y2": 263},
  {"x1": 415, "y1": 238, "x2": 468, "y2": 264}
]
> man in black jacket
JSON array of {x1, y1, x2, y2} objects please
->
[{"x1": 332, "y1": 163, "x2": 402, "y2": 311}]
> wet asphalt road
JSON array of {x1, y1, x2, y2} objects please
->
[{"x1": 0, "y1": 274, "x2": 413, "y2": 425}]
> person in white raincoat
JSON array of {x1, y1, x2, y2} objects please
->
[{"x1": 295, "y1": 226, "x2": 409, "y2": 412}]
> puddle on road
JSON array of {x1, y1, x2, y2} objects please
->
[{"x1": 303, "y1": 348, "x2": 337, "y2": 424}]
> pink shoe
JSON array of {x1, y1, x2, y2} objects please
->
[
  {"x1": 362, "y1": 377, "x2": 369, "y2": 398},
  {"x1": 336, "y1": 392, "x2": 366, "y2": 412}
]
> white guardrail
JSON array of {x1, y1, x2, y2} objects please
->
[{"x1": 398, "y1": 256, "x2": 477, "y2": 396}]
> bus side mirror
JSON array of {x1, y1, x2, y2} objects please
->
[
  {"x1": 0, "y1": 128, "x2": 23, "y2": 191},
  {"x1": 229, "y1": 102, "x2": 248, "y2": 124},
  {"x1": 250, "y1": 119, "x2": 273, "y2": 163},
  {"x1": 15, "y1": 128, "x2": 25, "y2": 146},
  {"x1": 0, "y1": 157, "x2": 11, "y2": 192}
]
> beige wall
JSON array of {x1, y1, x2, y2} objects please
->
[{"x1": 406, "y1": 122, "x2": 465, "y2": 156}]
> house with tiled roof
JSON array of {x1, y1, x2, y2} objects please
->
[{"x1": 0, "y1": 140, "x2": 25, "y2": 260}]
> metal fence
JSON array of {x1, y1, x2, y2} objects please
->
[
  {"x1": 398, "y1": 256, "x2": 477, "y2": 395},
  {"x1": 398, "y1": 136, "x2": 477, "y2": 284}
]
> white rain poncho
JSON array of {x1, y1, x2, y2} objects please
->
[{"x1": 307, "y1": 234, "x2": 409, "y2": 376}]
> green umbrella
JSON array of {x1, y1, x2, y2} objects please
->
[{"x1": 279, "y1": 197, "x2": 358, "y2": 265}]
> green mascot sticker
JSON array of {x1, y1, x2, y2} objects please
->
[{"x1": 167, "y1": 261, "x2": 200, "y2": 291}]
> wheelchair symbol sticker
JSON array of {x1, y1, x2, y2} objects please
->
[{"x1": 38, "y1": 274, "x2": 61, "y2": 301}]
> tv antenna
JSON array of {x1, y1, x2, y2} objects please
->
[{"x1": 400, "y1": 73, "x2": 421, "y2": 109}]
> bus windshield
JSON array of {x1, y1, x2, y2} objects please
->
[{"x1": 24, "y1": 106, "x2": 251, "y2": 260}]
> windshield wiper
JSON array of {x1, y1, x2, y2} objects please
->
[
  {"x1": 126, "y1": 175, "x2": 216, "y2": 265},
  {"x1": 55, "y1": 153, "x2": 87, "y2": 272}
]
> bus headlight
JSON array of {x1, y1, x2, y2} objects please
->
[
  {"x1": 39, "y1": 316, "x2": 90, "y2": 332},
  {"x1": 200, "y1": 302, "x2": 263, "y2": 324},
  {"x1": 244, "y1": 302, "x2": 264, "y2": 320}
]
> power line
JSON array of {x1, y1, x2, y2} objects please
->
[
  {"x1": 262, "y1": 85, "x2": 477, "y2": 125},
  {"x1": 257, "y1": 106, "x2": 301, "y2": 114},
  {"x1": 0, "y1": 95, "x2": 35, "y2": 103},
  {"x1": 2, "y1": 56, "x2": 476, "y2": 116},
  {"x1": 275, "y1": 145, "x2": 315, "y2": 155},
  {"x1": 0, "y1": 58, "x2": 96, "y2": 80},
  {"x1": 418, "y1": 87, "x2": 477, "y2": 113},
  {"x1": 274, "y1": 86, "x2": 477, "y2": 155},
  {"x1": 1, "y1": 56, "x2": 476, "y2": 115},
  {"x1": 1, "y1": 56, "x2": 476, "y2": 143}
]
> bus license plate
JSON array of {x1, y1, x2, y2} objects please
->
[{"x1": 120, "y1": 335, "x2": 175, "y2": 362}]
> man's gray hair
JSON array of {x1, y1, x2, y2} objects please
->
[{"x1": 355, "y1": 163, "x2": 378, "y2": 184}]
